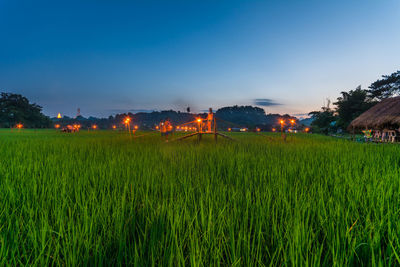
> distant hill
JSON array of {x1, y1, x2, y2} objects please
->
[
  {"x1": 299, "y1": 117, "x2": 314, "y2": 126},
  {"x1": 52, "y1": 105, "x2": 299, "y2": 130},
  {"x1": 215, "y1": 105, "x2": 297, "y2": 130}
]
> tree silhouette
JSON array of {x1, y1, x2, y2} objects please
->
[
  {"x1": 0, "y1": 93, "x2": 51, "y2": 128},
  {"x1": 368, "y1": 70, "x2": 400, "y2": 100},
  {"x1": 334, "y1": 86, "x2": 376, "y2": 130}
]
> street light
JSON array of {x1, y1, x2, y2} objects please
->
[
  {"x1": 279, "y1": 120, "x2": 285, "y2": 133},
  {"x1": 124, "y1": 117, "x2": 131, "y2": 133},
  {"x1": 196, "y1": 118, "x2": 202, "y2": 132},
  {"x1": 290, "y1": 119, "x2": 296, "y2": 132}
]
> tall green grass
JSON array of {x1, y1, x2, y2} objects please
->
[{"x1": 0, "y1": 129, "x2": 400, "y2": 266}]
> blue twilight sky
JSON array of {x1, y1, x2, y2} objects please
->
[{"x1": 0, "y1": 0, "x2": 399, "y2": 117}]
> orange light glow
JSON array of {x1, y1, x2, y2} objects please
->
[
  {"x1": 272, "y1": 128, "x2": 276, "y2": 132},
  {"x1": 112, "y1": 125, "x2": 116, "y2": 129},
  {"x1": 57, "y1": 113, "x2": 62, "y2": 119},
  {"x1": 124, "y1": 117, "x2": 131, "y2": 124},
  {"x1": 290, "y1": 119, "x2": 295, "y2": 124},
  {"x1": 54, "y1": 124, "x2": 60, "y2": 129},
  {"x1": 305, "y1": 127, "x2": 310, "y2": 132},
  {"x1": 92, "y1": 125, "x2": 98, "y2": 129},
  {"x1": 16, "y1": 123, "x2": 23, "y2": 129},
  {"x1": 156, "y1": 125, "x2": 159, "y2": 130},
  {"x1": 197, "y1": 118, "x2": 202, "y2": 123},
  {"x1": 256, "y1": 128, "x2": 261, "y2": 132},
  {"x1": 134, "y1": 125, "x2": 138, "y2": 130},
  {"x1": 228, "y1": 128, "x2": 232, "y2": 132},
  {"x1": 279, "y1": 120, "x2": 285, "y2": 125}
]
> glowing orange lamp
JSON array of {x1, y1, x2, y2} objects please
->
[
  {"x1": 124, "y1": 117, "x2": 131, "y2": 133},
  {"x1": 279, "y1": 120, "x2": 285, "y2": 134}
]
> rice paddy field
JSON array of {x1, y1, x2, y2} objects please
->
[{"x1": 1, "y1": 129, "x2": 400, "y2": 266}]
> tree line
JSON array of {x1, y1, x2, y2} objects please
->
[
  {"x1": 0, "y1": 92, "x2": 297, "y2": 130},
  {"x1": 1, "y1": 69, "x2": 398, "y2": 131},
  {"x1": 309, "y1": 70, "x2": 400, "y2": 134}
]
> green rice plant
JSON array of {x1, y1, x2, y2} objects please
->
[{"x1": 0, "y1": 129, "x2": 399, "y2": 266}]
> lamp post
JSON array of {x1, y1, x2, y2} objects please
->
[
  {"x1": 279, "y1": 120, "x2": 285, "y2": 134},
  {"x1": 196, "y1": 118, "x2": 203, "y2": 141},
  {"x1": 280, "y1": 119, "x2": 287, "y2": 142},
  {"x1": 124, "y1": 117, "x2": 131, "y2": 134},
  {"x1": 290, "y1": 119, "x2": 295, "y2": 132},
  {"x1": 197, "y1": 118, "x2": 202, "y2": 133}
]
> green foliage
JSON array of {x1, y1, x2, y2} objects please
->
[
  {"x1": 0, "y1": 92, "x2": 51, "y2": 128},
  {"x1": 1, "y1": 130, "x2": 400, "y2": 265},
  {"x1": 368, "y1": 70, "x2": 400, "y2": 100},
  {"x1": 309, "y1": 107, "x2": 336, "y2": 134},
  {"x1": 334, "y1": 86, "x2": 377, "y2": 130},
  {"x1": 310, "y1": 86, "x2": 377, "y2": 133}
]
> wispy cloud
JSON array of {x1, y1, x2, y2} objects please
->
[
  {"x1": 291, "y1": 113, "x2": 310, "y2": 117},
  {"x1": 253, "y1": 99, "x2": 282, "y2": 107},
  {"x1": 107, "y1": 109, "x2": 156, "y2": 114}
]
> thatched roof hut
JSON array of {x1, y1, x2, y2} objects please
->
[{"x1": 349, "y1": 96, "x2": 400, "y2": 130}]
